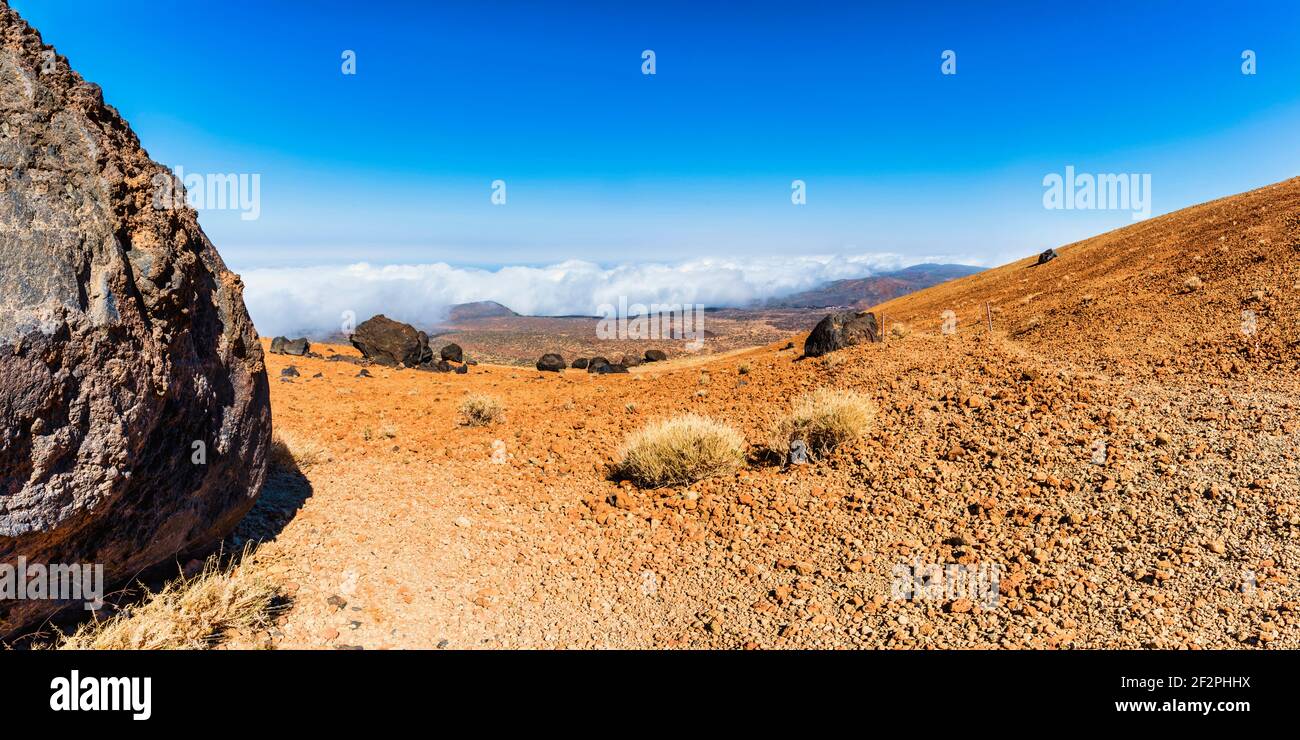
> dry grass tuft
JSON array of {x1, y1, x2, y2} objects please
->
[
  {"x1": 617, "y1": 414, "x2": 745, "y2": 487},
  {"x1": 459, "y1": 394, "x2": 504, "y2": 426},
  {"x1": 889, "y1": 323, "x2": 910, "y2": 339},
  {"x1": 1183, "y1": 275, "x2": 1204, "y2": 293},
  {"x1": 58, "y1": 546, "x2": 280, "y2": 650},
  {"x1": 770, "y1": 388, "x2": 876, "y2": 459},
  {"x1": 270, "y1": 430, "x2": 330, "y2": 471}
]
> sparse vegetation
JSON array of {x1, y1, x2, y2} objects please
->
[
  {"x1": 1183, "y1": 275, "x2": 1204, "y2": 293},
  {"x1": 889, "y1": 323, "x2": 910, "y2": 339},
  {"x1": 738, "y1": 363, "x2": 751, "y2": 375},
  {"x1": 459, "y1": 394, "x2": 504, "y2": 426},
  {"x1": 820, "y1": 353, "x2": 843, "y2": 370},
  {"x1": 57, "y1": 546, "x2": 280, "y2": 650},
  {"x1": 770, "y1": 388, "x2": 876, "y2": 459},
  {"x1": 616, "y1": 414, "x2": 745, "y2": 487}
]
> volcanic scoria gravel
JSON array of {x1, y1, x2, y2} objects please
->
[
  {"x1": 0, "y1": 3, "x2": 270, "y2": 634},
  {"x1": 237, "y1": 179, "x2": 1299, "y2": 650}
]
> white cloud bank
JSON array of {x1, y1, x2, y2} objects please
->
[{"x1": 239, "y1": 252, "x2": 977, "y2": 338}]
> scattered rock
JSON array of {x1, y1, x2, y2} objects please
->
[
  {"x1": 1037, "y1": 248, "x2": 1058, "y2": 265},
  {"x1": 280, "y1": 337, "x2": 310, "y2": 356},
  {"x1": 281, "y1": 366, "x2": 300, "y2": 378},
  {"x1": 644, "y1": 349, "x2": 668, "y2": 363},
  {"x1": 536, "y1": 353, "x2": 567, "y2": 372},
  {"x1": 440, "y1": 343, "x2": 463, "y2": 363},
  {"x1": 351, "y1": 315, "x2": 429, "y2": 367},
  {"x1": 803, "y1": 311, "x2": 882, "y2": 357},
  {"x1": 572, "y1": 358, "x2": 589, "y2": 369},
  {"x1": 587, "y1": 357, "x2": 611, "y2": 373}
]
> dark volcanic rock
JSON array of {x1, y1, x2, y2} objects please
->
[
  {"x1": 0, "y1": 6, "x2": 271, "y2": 633},
  {"x1": 536, "y1": 353, "x2": 566, "y2": 372},
  {"x1": 350, "y1": 315, "x2": 428, "y2": 367},
  {"x1": 643, "y1": 349, "x2": 668, "y2": 363},
  {"x1": 620, "y1": 354, "x2": 642, "y2": 367},
  {"x1": 571, "y1": 358, "x2": 589, "y2": 369},
  {"x1": 597, "y1": 363, "x2": 629, "y2": 374},
  {"x1": 454, "y1": 363, "x2": 468, "y2": 374},
  {"x1": 269, "y1": 336, "x2": 309, "y2": 356},
  {"x1": 439, "y1": 343, "x2": 463, "y2": 363},
  {"x1": 587, "y1": 356, "x2": 611, "y2": 373},
  {"x1": 281, "y1": 366, "x2": 300, "y2": 378},
  {"x1": 1037, "y1": 248, "x2": 1058, "y2": 265},
  {"x1": 803, "y1": 311, "x2": 882, "y2": 357}
]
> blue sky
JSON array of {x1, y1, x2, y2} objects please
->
[{"x1": 13, "y1": 0, "x2": 1300, "y2": 280}]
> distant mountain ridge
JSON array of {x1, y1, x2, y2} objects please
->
[
  {"x1": 764, "y1": 263, "x2": 985, "y2": 309},
  {"x1": 446, "y1": 300, "x2": 519, "y2": 321}
]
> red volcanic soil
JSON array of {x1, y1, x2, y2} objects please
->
[{"x1": 211, "y1": 178, "x2": 1298, "y2": 649}]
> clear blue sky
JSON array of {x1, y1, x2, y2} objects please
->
[{"x1": 13, "y1": 0, "x2": 1300, "y2": 271}]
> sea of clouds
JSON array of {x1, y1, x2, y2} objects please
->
[{"x1": 240, "y1": 252, "x2": 970, "y2": 338}]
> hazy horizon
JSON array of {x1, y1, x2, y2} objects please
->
[{"x1": 240, "y1": 251, "x2": 987, "y2": 338}]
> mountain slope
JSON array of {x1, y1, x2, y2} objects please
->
[{"x1": 874, "y1": 178, "x2": 1300, "y2": 379}]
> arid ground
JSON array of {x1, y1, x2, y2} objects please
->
[{"x1": 174, "y1": 179, "x2": 1300, "y2": 649}]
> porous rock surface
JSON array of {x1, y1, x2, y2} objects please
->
[{"x1": 0, "y1": 3, "x2": 271, "y2": 633}]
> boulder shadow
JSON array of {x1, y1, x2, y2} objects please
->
[{"x1": 230, "y1": 454, "x2": 314, "y2": 546}]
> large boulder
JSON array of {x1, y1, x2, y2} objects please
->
[
  {"x1": 620, "y1": 354, "x2": 642, "y2": 367},
  {"x1": 439, "y1": 343, "x2": 462, "y2": 363},
  {"x1": 643, "y1": 349, "x2": 668, "y2": 363},
  {"x1": 536, "y1": 353, "x2": 566, "y2": 372},
  {"x1": 571, "y1": 357, "x2": 589, "y2": 370},
  {"x1": 1037, "y1": 248, "x2": 1058, "y2": 265},
  {"x1": 803, "y1": 311, "x2": 882, "y2": 357},
  {"x1": 350, "y1": 315, "x2": 428, "y2": 367},
  {"x1": 587, "y1": 356, "x2": 611, "y2": 373},
  {"x1": 0, "y1": 6, "x2": 271, "y2": 633},
  {"x1": 274, "y1": 337, "x2": 310, "y2": 356}
]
